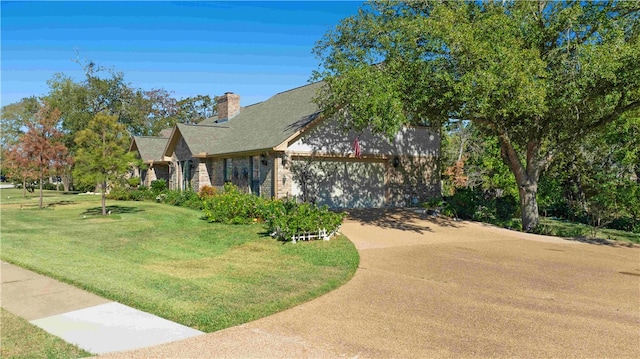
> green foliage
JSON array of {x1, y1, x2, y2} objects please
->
[
  {"x1": 496, "y1": 195, "x2": 518, "y2": 221},
  {"x1": 263, "y1": 201, "x2": 346, "y2": 242},
  {"x1": 444, "y1": 188, "x2": 518, "y2": 223},
  {"x1": 0, "y1": 189, "x2": 359, "y2": 333},
  {"x1": 42, "y1": 182, "x2": 58, "y2": 191},
  {"x1": 107, "y1": 186, "x2": 152, "y2": 202},
  {"x1": 1, "y1": 308, "x2": 92, "y2": 358},
  {"x1": 201, "y1": 183, "x2": 264, "y2": 224},
  {"x1": 313, "y1": 0, "x2": 640, "y2": 231},
  {"x1": 159, "y1": 189, "x2": 202, "y2": 210},
  {"x1": 538, "y1": 116, "x2": 640, "y2": 233},
  {"x1": 73, "y1": 182, "x2": 96, "y2": 193},
  {"x1": 201, "y1": 183, "x2": 346, "y2": 240},
  {"x1": 150, "y1": 179, "x2": 167, "y2": 194},
  {"x1": 127, "y1": 176, "x2": 141, "y2": 188},
  {"x1": 73, "y1": 113, "x2": 138, "y2": 215},
  {"x1": 445, "y1": 188, "x2": 484, "y2": 220},
  {"x1": 0, "y1": 96, "x2": 40, "y2": 148},
  {"x1": 106, "y1": 186, "x2": 131, "y2": 201}
]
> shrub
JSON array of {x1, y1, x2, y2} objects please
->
[
  {"x1": 264, "y1": 202, "x2": 346, "y2": 241},
  {"x1": 445, "y1": 187, "x2": 482, "y2": 220},
  {"x1": 106, "y1": 187, "x2": 130, "y2": 201},
  {"x1": 128, "y1": 189, "x2": 147, "y2": 201},
  {"x1": 160, "y1": 189, "x2": 202, "y2": 210},
  {"x1": 200, "y1": 183, "x2": 346, "y2": 241},
  {"x1": 42, "y1": 182, "x2": 58, "y2": 191},
  {"x1": 496, "y1": 194, "x2": 518, "y2": 221},
  {"x1": 74, "y1": 182, "x2": 96, "y2": 193},
  {"x1": 127, "y1": 177, "x2": 141, "y2": 188},
  {"x1": 607, "y1": 217, "x2": 640, "y2": 234},
  {"x1": 150, "y1": 179, "x2": 167, "y2": 194},
  {"x1": 202, "y1": 183, "x2": 264, "y2": 224},
  {"x1": 199, "y1": 185, "x2": 217, "y2": 198}
]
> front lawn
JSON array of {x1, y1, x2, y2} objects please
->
[
  {"x1": 0, "y1": 308, "x2": 93, "y2": 358},
  {"x1": 0, "y1": 188, "x2": 359, "y2": 332},
  {"x1": 539, "y1": 217, "x2": 640, "y2": 244}
]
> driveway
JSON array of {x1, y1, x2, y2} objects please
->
[{"x1": 101, "y1": 209, "x2": 640, "y2": 358}]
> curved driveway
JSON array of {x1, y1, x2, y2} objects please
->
[{"x1": 103, "y1": 210, "x2": 640, "y2": 358}]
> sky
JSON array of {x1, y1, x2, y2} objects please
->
[{"x1": 1, "y1": 1, "x2": 364, "y2": 107}]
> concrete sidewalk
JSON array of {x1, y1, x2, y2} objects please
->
[{"x1": 0, "y1": 261, "x2": 203, "y2": 355}]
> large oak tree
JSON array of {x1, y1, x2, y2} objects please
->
[{"x1": 312, "y1": 0, "x2": 639, "y2": 230}]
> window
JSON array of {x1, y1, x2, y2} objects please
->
[
  {"x1": 181, "y1": 160, "x2": 191, "y2": 190},
  {"x1": 252, "y1": 156, "x2": 260, "y2": 181},
  {"x1": 225, "y1": 158, "x2": 232, "y2": 182},
  {"x1": 251, "y1": 156, "x2": 260, "y2": 195}
]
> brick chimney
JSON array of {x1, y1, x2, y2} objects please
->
[{"x1": 216, "y1": 92, "x2": 240, "y2": 122}]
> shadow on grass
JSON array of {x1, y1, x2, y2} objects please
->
[
  {"x1": 344, "y1": 208, "x2": 462, "y2": 234},
  {"x1": 560, "y1": 236, "x2": 639, "y2": 248},
  {"x1": 81, "y1": 205, "x2": 145, "y2": 216},
  {"x1": 46, "y1": 200, "x2": 76, "y2": 208}
]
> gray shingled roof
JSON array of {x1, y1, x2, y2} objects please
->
[
  {"x1": 183, "y1": 81, "x2": 323, "y2": 156},
  {"x1": 131, "y1": 136, "x2": 170, "y2": 163},
  {"x1": 173, "y1": 123, "x2": 229, "y2": 155}
]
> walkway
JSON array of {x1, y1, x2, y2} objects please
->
[
  {"x1": 0, "y1": 261, "x2": 203, "y2": 355},
  {"x1": 99, "y1": 209, "x2": 640, "y2": 358}
]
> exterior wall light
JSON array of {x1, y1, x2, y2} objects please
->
[{"x1": 393, "y1": 156, "x2": 401, "y2": 168}]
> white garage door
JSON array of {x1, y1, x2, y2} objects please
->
[{"x1": 291, "y1": 159, "x2": 386, "y2": 208}]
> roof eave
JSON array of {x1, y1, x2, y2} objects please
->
[{"x1": 272, "y1": 112, "x2": 326, "y2": 152}]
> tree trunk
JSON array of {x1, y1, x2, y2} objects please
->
[
  {"x1": 39, "y1": 172, "x2": 44, "y2": 209},
  {"x1": 22, "y1": 177, "x2": 27, "y2": 198},
  {"x1": 518, "y1": 181, "x2": 539, "y2": 231},
  {"x1": 62, "y1": 173, "x2": 70, "y2": 192},
  {"x1": 101, "y1": 180, "x2": 107, "y2": 215},
  {"x1": 499, "y1": 135, "x2": 547, "y2": 232}
]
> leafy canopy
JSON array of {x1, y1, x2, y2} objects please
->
[
  {"x1": 74, "y1": 112, "x2": 138, "y2": 215},
  {"x1": 312, "y1": 0, "x2": 639, "y2": 229}
]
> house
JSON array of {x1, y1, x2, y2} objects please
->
[
  {"x1": 135, "y1": 81, "x2": 440, "y2": 208},
  {"x1": 129, "y1": 135, "x2": 171, "y2": 187}
]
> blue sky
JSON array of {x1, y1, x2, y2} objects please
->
[{"x1": 1, "y1": 1, "x2": 363, "y2": 107}]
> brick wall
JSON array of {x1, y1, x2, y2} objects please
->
[
  {"x1": 217, "y1": 92, "x2": 240, "y2": 121},
  {"x1": 387, "y1": 155, "x2": 440, "y2": 206},
  {"x1": 197, "y1": 160, "x2": 211, "y2": 190},
  {"x1": 210, "y1": 158, "x2": 225, "y2": 189},
  {"x1": 275, "y1": 154, "x2": 293, "y2": 199}
]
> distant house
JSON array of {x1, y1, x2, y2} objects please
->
[
  {"x1": 133, "y1": 81, "x2": 440, "y2": 208},
  {"x1": 129, "y1": 136, "x2": 170, "y2": 187}
]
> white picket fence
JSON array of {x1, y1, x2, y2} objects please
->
[{"x1": 271, "y1": 228, "x2": 340, "y2": 243}]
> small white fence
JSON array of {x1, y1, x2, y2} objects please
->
[{"x1": 271, "y1": 228, "x2": 340, "y2": 243}]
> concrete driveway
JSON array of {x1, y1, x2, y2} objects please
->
[{"x1": 101, "y1": 209, "x2": 640, "y2": 358}]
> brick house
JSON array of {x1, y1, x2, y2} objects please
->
[
  {"x1": 129, "y1": 135, "x2": 171, "y2": 187},
  {"x1": 136, "y1": 81, "x2": 440, "y2": 208}
]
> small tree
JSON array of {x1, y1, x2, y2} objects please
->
[
  {"x1": 74, "y1": 113, "x2": 138, "y2": 215},
  {"x1": 3, "y1": 144, "x2": 38, "y2": 197},
  {"x1": 19, "y1": 104, "x2": 69, "y2": 207}
]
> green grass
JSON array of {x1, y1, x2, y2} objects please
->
[
  {"x1": 0, "y1": 188, "x2": 359, "y2": 332},
  {"x1": 538, "y1": 217, "x2": 640, "y2": 244},
  {"x1": 0, "y1": 308, "x2": 92, "y2": 359}
]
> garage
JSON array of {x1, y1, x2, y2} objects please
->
[{"x1": 290, "y1": 159, "x2": 386, "y2": 208}]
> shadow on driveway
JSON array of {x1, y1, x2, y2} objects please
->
[{"x1": 345, "y1": 208, "x2": 461, "y2": 233}]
